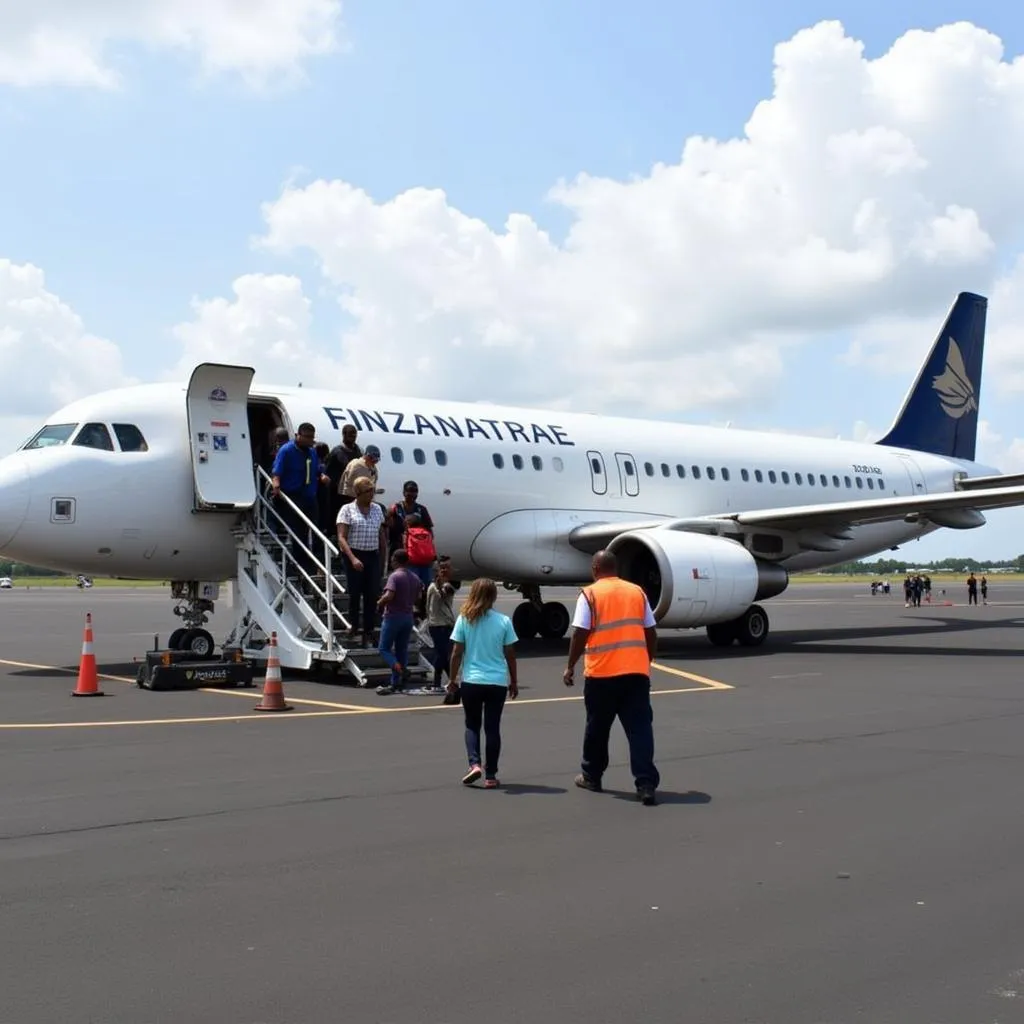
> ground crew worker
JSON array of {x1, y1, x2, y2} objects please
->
[{"x1": 562, "y1": 550, "x2": 660, "y2": 805}]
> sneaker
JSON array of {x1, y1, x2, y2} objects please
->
[
  {"x1": 484, "y1": 778, "x2": 499, "y2": 789},
  {"x1": 462, "y1": 765, "x2": 482, "y2": 785},
  {"x1": 375, "y1": 684, "x2": 395, "y2": 696},
  {"x1": 637, "y1": 786, "x2": 657, "y2": 806},
  {"x1": 573, "y1": 773, "x2": 601, "y2": 792}
]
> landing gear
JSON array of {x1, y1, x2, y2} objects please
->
[
  {"x1": 705, "y1": 604, "x2": 770, "y2": 648},
  {"x1": 507, "y1": 584, "x2": 571, "y2": 640},
  {"x1": 168, "y1": 581, "x2": 219, "y2": 656}
]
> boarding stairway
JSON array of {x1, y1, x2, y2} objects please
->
[{"x1": 222, "y1": 466, "x2": 436, "y2": 689}]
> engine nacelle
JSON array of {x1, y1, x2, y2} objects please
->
[{"x1": 606, "y1": 529, "x2": 789, "y2": 628}]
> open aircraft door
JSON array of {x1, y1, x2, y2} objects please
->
[{"x1": 186, "y1": 363, "x2": 257, "y2": 511}]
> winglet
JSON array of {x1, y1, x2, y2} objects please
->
[{"x1": 876, "y1": 292, "x2": 987, "y2": 462}]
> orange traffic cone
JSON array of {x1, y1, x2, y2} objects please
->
[
  {"x1": 72, "y1": 613, "x2": 104, "y2": 697},
  {"x1": 254, "y1": 632, "x2": 291, "y2": 712}
]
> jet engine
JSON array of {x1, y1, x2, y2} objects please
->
[{"x1": 606, "y1": 528, "x2": 788, "y2": 628}]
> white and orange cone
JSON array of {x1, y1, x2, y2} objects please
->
[
  {"x1": 72, "y1": 613, "x2": 104, "y2": 697},
  {"x1": 253, "y1": 632, "x2": 291, "y2": 712}
]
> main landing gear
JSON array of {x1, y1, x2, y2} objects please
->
[
  {"x1": 166, "y1": 581, "x2": 217, "y2": 657},
  {"x1": 705, "y1": 604, "x2": 769, "y2": 648},
  {"x1": 507, "y1": 584, "x2": 571, "y2": 640}
]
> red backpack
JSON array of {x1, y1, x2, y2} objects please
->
[{"x1": 405, "y1": 526, "x2": 436, "y2": 567}]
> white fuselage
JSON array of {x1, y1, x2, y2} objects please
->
[{"x1": 0, "y1": 382, "x2": 994, "y2": 584}]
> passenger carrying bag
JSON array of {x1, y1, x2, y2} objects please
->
[{"x1": 406, "y1": 526, "x2": 437, "y2": 566}]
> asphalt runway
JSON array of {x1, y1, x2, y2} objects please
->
[{"x1": 2, "y1": 581, "x2": 1024, "y2": 1023}]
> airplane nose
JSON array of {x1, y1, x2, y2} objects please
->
[{"x1": 0, "y1": 457, "x2": 30, "y2": 551}]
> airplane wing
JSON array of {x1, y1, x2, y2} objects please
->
[
  {"x1": 708, "y1": 483, "x2": 1024, "y2": 532},
  {"x1": 955, "y1": 471, "x2": 1024, "y2": 491},
  {"x1": 568, "y1": 483, "x2": 1024, "y2": 552}
]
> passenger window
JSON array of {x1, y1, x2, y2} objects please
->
[
  {"x1": 644, "y1": 462, "x2": 654, "y2": 477},
  {"x1": 23, "y1": 423, "x2": 78, "y2": 449},
  {"x1": 706, "y1": 467, "x2": 716, "y2": 480},
  {"x1": 721, "y1": 468, "x2": 730, "y2": 481},
  {"x1": 435, "y1": 450, "x2": 448, "y2": 466},
  {"x1": 794, "y1": 472, "x2": 802, "y2": 485},
  {"x1": 768, "y1": 471, "x2": 777, "y2": 483},
  {"x1": 878, "y1": 477, "x2": 885, "y2": 490},
  {"x1": 590, "y1": 457, "x2": 602, "y2": 475},
  {"x1": 691, "y1": 466, "x2": 701, "y2": 479},
  {"x1": 72, "y1": 423, "x2": 114, "y2": 451},
  {"x1": 661, "y1": 463, "x2": 670, "y2": 477},
  {"x1": 676, "y1": 465, "x2": 685, "y2": 478},
  {"x1": 781, "y1": 471, "x2": 790, "y2": 484},
  {"x1": 807, "y1": 473, "x2": 814, "y2": 486},
  {"x1": 844, "y1": 476, "x2": 851, "y2": 488},
  {"x1": 532, "y1": 455, "x2": 543, "y2": 471},
  {"x1": 740, "y1": 469, "x2": 749, "y2": 482},
  {"x1": 755, "y1": 469, "x2": 763, "y2": 483},
  {"x1": 832, "y1": 475, "x2": 840, "y2": 487},
  {"x1": 552, "y1": 457, "x2": 564, "y2": 472},
  {"x1": 867, "y1": 477, "x2": 874, "y2": 489},
  {"x1": 493, "y1": 453, "x2": 504, "y2": 469},
  {"x1": 512, "y1": 454, "x2": 524, "y2": 470},
  {"x1": 820, "y1": 474, "x2": 828, "y2": 487},
  {"x1": 413, "y1": 448, "x2": 426, "y2": 465},
  {"x1": 112, "y1": 424, "x2": 148, "y2": 452},
  {"x1": 624, "y1": 461, "x2": 635, "y2": 476},
  {"x1": 391, "y1": 447, "x2": 404, "y2": 464},
  {"x1": 856, "y1": 476, "x2": 863, "y2": 489}
]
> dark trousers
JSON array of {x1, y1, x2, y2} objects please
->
[
  {"x1": 429, "y1": 625, "x2": 452, "y2": 688},
  {"x1": 276, "y1": 492, "x2": 319, "y2": 577},
  {"x1": 461, "y1": 683, "x2": 507, "y2": 778},
  {"x1": 969, "y1": 590, "x2": 978, "y2": 604},
  {"x1": 344, "y1": 549, "x2": 381, "y2": 637},
  {"x1": 581, "y1": 673, "x2": 660, "y2": 790}
]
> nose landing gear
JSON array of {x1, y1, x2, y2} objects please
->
[{"x1": 167, "y1": 580, "x2": 218, "y2": 656}]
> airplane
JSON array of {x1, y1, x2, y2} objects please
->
[{"x1": 2, "y1": 290, "x2": 1024, "y2": 669}]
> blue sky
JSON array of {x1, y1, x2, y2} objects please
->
[{"x1": 3, "y1": 0, "x2": 1024, "y2": 560}]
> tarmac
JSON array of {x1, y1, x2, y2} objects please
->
[{"x1": 1, "y1": 580, "x2": 1023, "y2": 1023}]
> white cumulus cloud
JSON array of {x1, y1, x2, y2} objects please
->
[
  {"x1": 0, "y1": 260, "x2": 135, "y2": 451},
  {"x1": 0, "y1": 0, "x2": 343, "y2": 89},
  {"x1": 251, "y1": 20, "x2": 1024, "y2": 419}
]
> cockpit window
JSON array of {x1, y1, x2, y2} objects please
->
[
  {"x1": 72, "y1": 423, "x2": 114, "y2": 451},
  {"x1": 22, "y1": 423, "x2": 78, "y2": 449},
  {"x1": 112, "y1": 424, "x2": 149, "y2": 452}
]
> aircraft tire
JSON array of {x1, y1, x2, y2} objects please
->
[
  {"x1": 180, "y1": 628, "x2": 216, "y2": 658},
  {"x1": 706, "y1": 622, "x2": 736, "y2": 647},
  {"x1": 538, "y1": 602, "x2": 570, "y2": 639},
  {"x1": 735, "y1": 605, "x2": 769, "y2": 647},
  {"x1": 512, "y1": 602, "x2": 540, "y2": 640},
  {"x1": 167, "y1": 628, "x2": 187, "y2": 650}
]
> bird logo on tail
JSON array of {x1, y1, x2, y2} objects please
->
[{"x1": 932, "y1": 337, "x2": 977, "y2": 419}]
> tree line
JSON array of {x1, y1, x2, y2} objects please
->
[{"x1": 818, "y1": 555, "x2": 1024, "y2": 575}]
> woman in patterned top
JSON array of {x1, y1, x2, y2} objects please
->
[{"x1": 336, "y1": 477, "x2": 388, "y2": 647}]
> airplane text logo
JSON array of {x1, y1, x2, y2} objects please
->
[{"x1": 932, "y1": 337, "x2": 977, "y2": 419}]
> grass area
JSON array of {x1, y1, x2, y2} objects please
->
[
  {"x1": 7, "y1": 577, "x2": 168, "y2": 588},
  {"x1": 788, "y1": 572, "x2": 1024, "y2": 584}
]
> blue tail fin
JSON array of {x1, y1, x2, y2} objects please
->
[{"x1": 876, "y1": 291, "x2": 987, "y2": 462}]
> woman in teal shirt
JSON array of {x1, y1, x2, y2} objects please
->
[{"x1": 448, "y1": 578, "x2": 519, "y2": 787}]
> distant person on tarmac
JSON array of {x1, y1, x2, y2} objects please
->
[{"x1": 967, "y1": 572, "x2": 978, "y2": 605}]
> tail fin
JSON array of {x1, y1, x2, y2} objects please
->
[{"x1": 876, "y1": 291, "x2": 987, "y2": 462}]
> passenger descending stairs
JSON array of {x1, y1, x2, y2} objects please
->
[{"x1": 224, "y1": 467, "x2": 435, "y2": 689}]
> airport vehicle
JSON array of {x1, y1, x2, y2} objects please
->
[
  {"x1": 0, "y1": 577, "x2": 11, "y2": 589},
  {"x1": 0, "y1": 292, "x2": 1022, "y2": 674}
]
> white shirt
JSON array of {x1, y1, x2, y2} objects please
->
[
  {"x1": 572, "y1": 591, "x2": 657, "y2": 630},
  {"x1": 337, "y1": 501, "x2": 385, "y2": 551}
]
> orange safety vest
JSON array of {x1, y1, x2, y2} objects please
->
[{"x1": 581, "y1": 577, "x2": 652, "y2": 679}]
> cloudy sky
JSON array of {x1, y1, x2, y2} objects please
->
[{"x1": 3, "y1": 0, "x2": 1024, "y2": 561}]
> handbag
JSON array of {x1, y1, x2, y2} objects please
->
[{"x1": 442, "y1": 684, "x2": 461, "y2": 706}]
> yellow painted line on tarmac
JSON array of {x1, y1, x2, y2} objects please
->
[
  {"x1": 651, "y1": 661, "x2": 734, "y2": 690},
  {"x1": 0, "y1": 658, "x2": 373, "y2": 712},
  {"x1": 0, "y1": 711, "x2": 361, "y2": 730}
]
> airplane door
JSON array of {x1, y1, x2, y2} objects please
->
[
  {"x1": 186, "y1": 363, "x2": 257, "y2": 511},
  {"x1": 587, "y1": 450, "x2": 608, "y2": 495},
  {"x1": 614, "y1": 452, "x2": 639, "y2": 497},
  {"x1": 895, "y1": 454, "x2": 927, "y2": 495}
]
